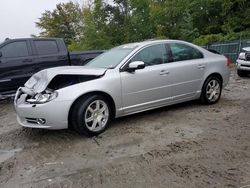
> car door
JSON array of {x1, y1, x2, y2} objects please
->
[
  {"x1": 120, "y1": 43, "x2": 172, "y2": 114},
  {"x1": 31, "y1": 39, "x2": 68, "y2": 72},
  {"x1": 167, "y1": 42, "x2": 205, "y2": 101},
  {"x1": 0, "y1": 40, "x2": 33, "y2": 93}
]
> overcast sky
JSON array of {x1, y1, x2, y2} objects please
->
[{"x1": 0, "y1": 0, "x2": 82, "y2": 42}]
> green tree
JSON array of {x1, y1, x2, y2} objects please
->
[
  {"x1": 222, "y1": 0, "x2": 250, "y2": 33},
  {"x1": 189, "y1": 0, "x2": 224, "y2": 35},
  {"x1": 36, "y1": 2, "x2": 83, "y2": 45},
  {"x1": 129, "y1": 0, "x2": 153, "y2": 41},
  {"x1": 103, "y1": 0, "x2": 132, "y2": 44},
  {"x1": 69, "y1": 0, "x2": 112, "y2": 50},
  {"x1": 38, "y1": 0, "x2": 250, "y2": 49},
  {"x1": 150, "y1": 0, "x2": 191, "y2": 39}
]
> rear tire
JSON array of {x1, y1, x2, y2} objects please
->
[
  {"x1": 237, "y1": 70, "x2": 249, "y2": 77},
  {"x1": 200, "y1": 76, "x2": 222, "y2": 105},
  {"x1": 71, "y1": 95, "x2": 111, "y2": 137}
]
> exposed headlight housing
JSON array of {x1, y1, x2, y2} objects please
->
[
  {"x1": 26, "y1": 90, "x2": 58, "y2": 104},
  {"x1": 238, "y1": 52, "x2": 246, "y2": 60}
]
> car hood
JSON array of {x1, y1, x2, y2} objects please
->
[{"x1": 24, "y1": 66, "x2": 107, "y2": 93}]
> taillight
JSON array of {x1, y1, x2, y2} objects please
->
[{"x1": 226, "y1": 57, "x2": 231, "y2": 67}]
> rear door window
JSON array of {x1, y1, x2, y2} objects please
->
[
  {"x1": 34, "y1": 40, "x2": 59, "y2": 55},
  {"x1": 0, "y1": 41, "x2": 29, "y2": 58},
  {"x1": 169, "y1": 43, "x2": 203, "y2": 62}
]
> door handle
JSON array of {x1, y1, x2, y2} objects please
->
[
  {"x1": 197, "y1": 64, "x2": 205, "y2": 69},
  {"x1": 160, "y1": 70, "x2": 170, "y2": 75},
  {"x1": 23, "y1": 59, "x2": 32, "y2": 62}
]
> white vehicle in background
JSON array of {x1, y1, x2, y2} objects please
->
[{"x1": 236, "y1": 47, "x2": 250, "y2": 77}]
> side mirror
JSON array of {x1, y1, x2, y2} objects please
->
[
  {"x1": 127, "y1": 61, "x2": 145, "y2": 72},
  {"x1": 0, "y1": 51, "x2": 2, "y2": 58}
]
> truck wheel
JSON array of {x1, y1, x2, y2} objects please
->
[
  {"x1": 237, "y1": 70, "x2": 249, "y2": 77},
  {"x1": 200, "y1": 76, "x2": 222, "y2": 105},
  {"x1": 71, "y1": 95, "x2": 111, "y2": 137}
]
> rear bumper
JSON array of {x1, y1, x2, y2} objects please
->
[
  {"x1": 236, "y1": 59, "x2": 250, "y2": 71},
  {"x1": 14, "y1": 89, "x2": 71, "y2": 130}
]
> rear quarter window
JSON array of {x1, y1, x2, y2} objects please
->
[
  {"x1": 170, "y1": 43, "x2": 203, "y2": 62},
  {"x1": 34, "y1": 40, "x2": 59, "y2": 55}
]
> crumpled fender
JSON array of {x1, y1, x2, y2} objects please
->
[{"x1": 24, "y1": 66, "x2": 107, "y2": 93}]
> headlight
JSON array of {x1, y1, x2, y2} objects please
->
[
  {"x1": 238, "y1": 52, "x2": 246, "y2": 60},
  {"x1": 27, "y1": 90, "x2": 58, "y2": 104}
]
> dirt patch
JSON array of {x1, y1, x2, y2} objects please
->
[{"x1": 0, "y1": 70, "x2": 250, "y2": 188}]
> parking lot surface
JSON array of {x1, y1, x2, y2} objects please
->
[{"x1": 0, "y1": 71, "x2": 250, "y2": 188}]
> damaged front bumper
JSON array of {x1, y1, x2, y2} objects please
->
[
  {"x1": 14, "y1": 66, "x2": 107, "y2": 130},
  {"x1": 14, "y1": 87, "x2": 71, "y2": 130}
]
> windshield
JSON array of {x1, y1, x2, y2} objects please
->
[{"x1": 86, "y1": 46, "x2": 136, "y2": 69}]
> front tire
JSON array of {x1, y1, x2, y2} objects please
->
[
  {"x1": 71, "y1": 95, "x2": 111, "y2": 137},
  {"x1": 200, "y1": 76, "x2": 222, "y2": 105}
]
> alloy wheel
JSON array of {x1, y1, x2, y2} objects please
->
[
  {"x1": 206, "y1": 79, "x2": 221, "y2": 102},
  {"x1": 84, "y1": 100, "x2": 109, "y2": 132}
]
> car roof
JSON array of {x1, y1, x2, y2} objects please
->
[
  {"x1": 118, "y1": 39, "x2": 195, "y2": 50},
  {"x1": 2, "y1": 37, "x2": 63, "y2": 42},
  {"x1": 0, "y1": 37, "x2": 64, "y2": 46}
]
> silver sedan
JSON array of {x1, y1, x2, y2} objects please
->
[{"x1": 14, "y1": 40, "x2": 230, "y2": 136}]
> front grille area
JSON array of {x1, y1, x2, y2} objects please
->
[
  {"x1": 26, "y1": 118, "x2": 39, "y2": 124},
  {"x1": 246, "y1": 52, "x2": 250, "y2": 61},
  {"x1": 241, "y1": 64, "x2": 250, "y2": 68},
  {"x1": 25, "y1": 118, "x2": 46, "y2": 125}
]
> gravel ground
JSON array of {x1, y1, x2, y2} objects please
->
[{"x1": 0, "y1": 70, "x2": 250, "y2": 188}]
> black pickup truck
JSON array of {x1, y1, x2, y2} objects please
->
[{"x1": 0, "y1": 38, "x2": 103, "y2": 98}]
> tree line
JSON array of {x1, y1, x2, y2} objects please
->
[{"x1": 36, "y1": 0, "x2": 250, "y2": 51}]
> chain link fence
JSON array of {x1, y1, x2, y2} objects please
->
[{"x1": 202, "y1": 39, "x2": 250, "y2": 63}]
